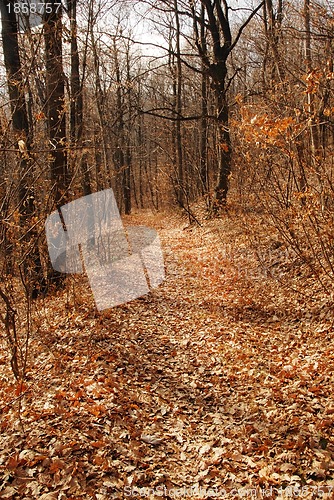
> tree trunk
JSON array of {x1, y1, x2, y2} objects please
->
[
  {"x1": 69, "y1": 0, "x2": 82, "y2": 145},
  {"x1": 124, "y1": 45, "x2": 132, "y2": 215},
  {"x1": 89, "y1": 0, "x2": 109, "y2": 189},
  {"x1": 264, "y1": 0, "x2": 285, "y2": 85},
  {"x1": 0, "y1": 0, "x2": 33, "y2": 215},
  {"x1": 68, "y1": 0, "x2": 91, "y2": 196},
  {"x1": 192, "y1": 0, "x2": 234, "y2": 206},
  {"x1": 44, "y1": 0, "x2": 68, "y2": 208},
  {"x1": 0, "y1": 1, "x2": 46, "y2": 293},
  {"x1": 214, "y1": 80, "x2": 231, "y2": 204},
  {"x1": 200, "y1": 5, "x2": 208, "y2": 195},
  {"x1": 304, "y1": 0, "x2": 320, "y2": 163},
  {"x1": 43, "y1": 0, "x2": 69, "y2": 290},
  {"x1": 173, "y1": 0, "x2": 184, "y2": 206},
  {"x1": 113, "y1": 37, "x2": 131, "y2": 214}
]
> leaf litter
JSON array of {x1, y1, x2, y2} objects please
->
[{"x1": 0, "y1": 208, "x2": 334, "y2": 499}]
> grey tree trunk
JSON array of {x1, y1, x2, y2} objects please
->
[
  {"x1": 173, "y1": 0, "x2": 184, "y2": 206},
  {"x1": 200, "y1": 6, "x2": 208, "y2": 195},
  {"x1": 113, "y1": 37, "x2": 131, "y2": 214},
  {"x1": 68, "y1": 0, "x2": 91, "y2": 196}
]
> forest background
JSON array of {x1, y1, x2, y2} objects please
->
[{"x1": 0, "y1": 0, "x2": 334, "y2": 496}]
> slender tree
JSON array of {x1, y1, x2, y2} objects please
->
[
  {"x1": 0, "y1": 0, "x2": 33, "y2": 215},
  {"x1": 191, "y1": 0, "x2": 264, "y2": 205},
  {"x1": 304, "y1": 0, "x2": 320, "y2": 164},
  {"x1": 173, "y1": 0, "x2": 184, "y2": 206},
  {"x1": 68, "y1": 0, "x2": 91, "y2": 195},
  {"x1": 263, "y1": 0, "x2": 284, "y2": 87},
  {"x1": 44, "y1": 0, "x2": 69, "y2": 207},
  {"x1": 199, "y1": 4, "x2": 208, "y2": 195},
  {"x1": 113, "y1": 35, "x2": 132, "y2": 214}
]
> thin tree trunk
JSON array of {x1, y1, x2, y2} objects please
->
[
  {"x1": 304, "y1": 0, "x2": 324, "y2": 210},
  {"x1": 43, "y1": 0, "x2": 69, "y2": 290},
  {"x1": 214, "y1": 82, "x2": 232, "y2": 204},
  {"x1": 44, "y1": 0, "x2": 68, "y2": 207},
  {"x1": 0, "y1": 0, "x2": 46, "y2": 292},
  {"x1": 304, "y1": 0, "x2": 320, "y2": 162},
  {"x1": 68, "y1": 0, "x2": 91, "y2": 196},
  {"x1": 89, "y1": 0, "x2": 109, "y2": 188},
  {"x1": 137, "y1": 109, "x2": 144, "y2": 209},
  {"x1": 112, "y1": 37, "x2": 131, "y2": 214},
  {"x1": 174, "y1": 0, "x2": 184, "y2": 206},
  {"x1": 0, "y1": 0, "x2": 33, "y2": 215},
  {"x1": 200, "y1": 5, "x2": 208, "y2": 194},
  {"x1": 123, "y1": 45, "x2": 132, "y2": 215},
  {"x1": 265, "y1": 0, "x2": 284, "y2": 84}
]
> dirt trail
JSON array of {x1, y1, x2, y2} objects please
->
[{"x1": 1, "y1": 210, "x2": 334, "y2": 499}]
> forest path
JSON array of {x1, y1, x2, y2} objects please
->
[{"x1": 1, "y1": 210, "x2": 334, "y2": 498}]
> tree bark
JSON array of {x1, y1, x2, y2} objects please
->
[
  {"x1": 68, "y1": 0, "x2": 91, "y2": 196},
  {"x1": 191, "y1": 0, "x2": 264, "y2": 206},
  {"x1": 264, "y1": 0, "x2": 285, "y2": 85},
  {"x1": 44, "y1": 0, "x2": 69, "y2": 207},
  {"x1": 200, "y1": 5, "x2": 208, "y2": 195},
  {"x1": 215, "y1": 83, "x2": 231, "y2": 203},
  {"x1": 0, "y1": 0, "x2": 34, "y2": 215},
  {"x1": 0, "y1": 1, "x2": 46, "y2": 292},
  {"x1": 173, "y1": 0, "x2": 184, "y2": 206},
  {"x1": 192, "y1": 0, "x2": 233, "y2": 205},
  {"x1": 113, "y1": 36, "x2": 131, "y2": 214}
]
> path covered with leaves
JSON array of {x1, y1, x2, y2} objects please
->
[{"x1": 1, "y1": 209, "x2": 334, "y2": 499}]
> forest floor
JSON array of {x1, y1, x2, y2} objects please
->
[{"x1": 1, "y1": 206, "x2": 334, "y2": 499}]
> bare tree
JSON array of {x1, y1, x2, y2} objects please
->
[
  {"x1": 191, "y1": 0, "x2": 264, "y2": 205},
  {"x1": 199, "y1": 4, "x2": 208, "y2": 195},
  {"x1": 0, "y1": 0, "x2": 34, "y2": 216},
  {"x1": 44, "y1": 0, "x2": 69, "y2": 207},
  {"x1": 68, "y1": 0, "x2": 91, "y2": 195},
  {"x1": 172, "y1": 0, "x2": 184, "y2": 206},
  {"x1": 263, "y1": 0, "x2": 284, "y2": 87}
]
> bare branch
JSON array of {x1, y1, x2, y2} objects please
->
[{"x1": 230, "y1": 1, "x2": 265, "y2": 53}]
